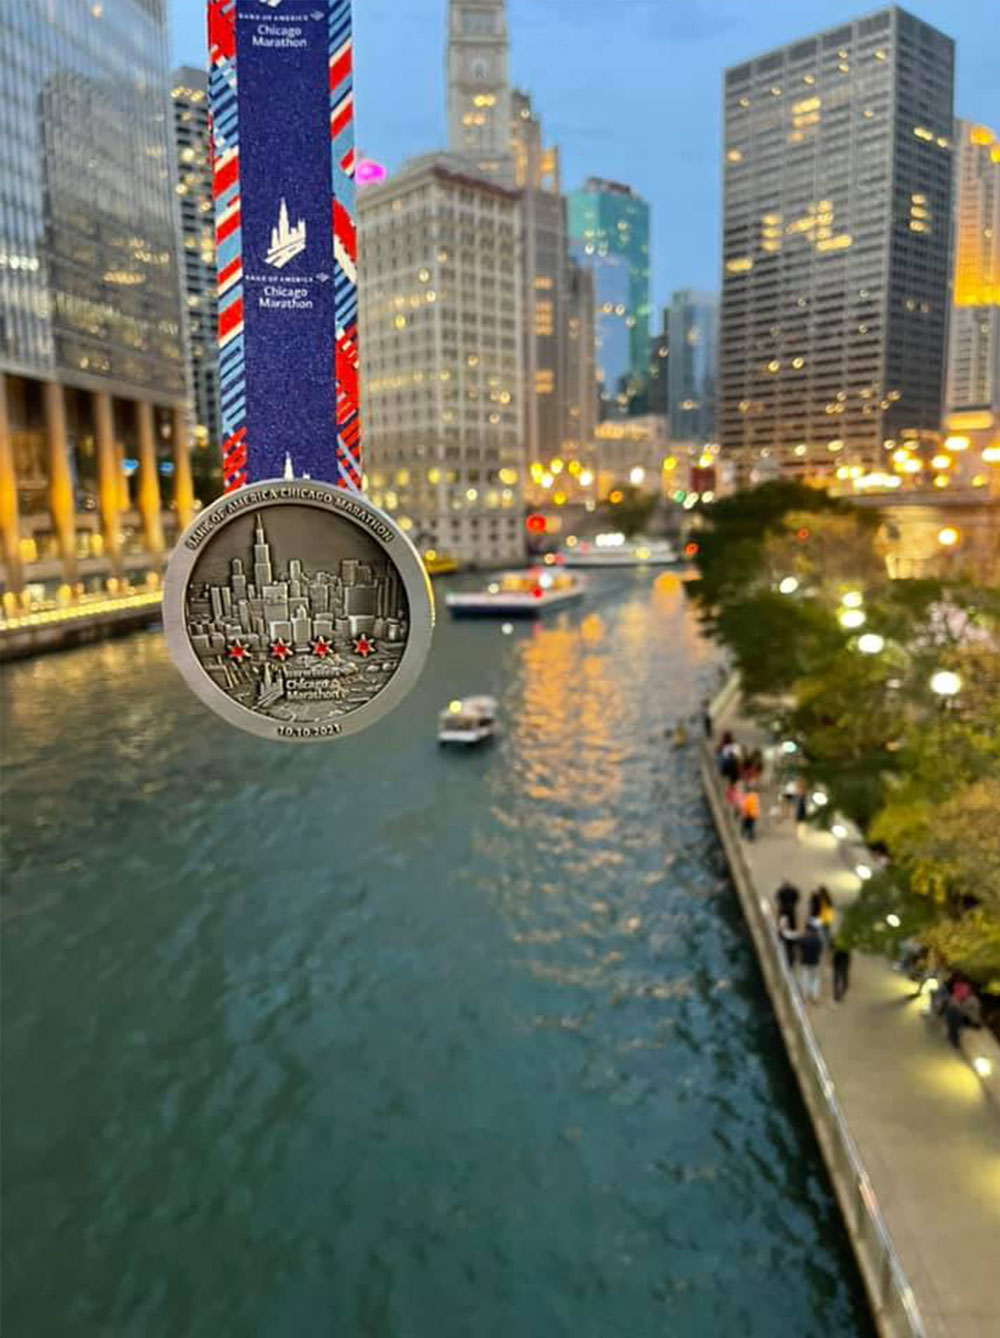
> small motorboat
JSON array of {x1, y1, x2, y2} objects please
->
[
  {"x1": 445, "y1": 569, "x2": 585, "y2": 618},
  {"x1": 438, "y1": 695, "x2": 498, "y2": 746}
]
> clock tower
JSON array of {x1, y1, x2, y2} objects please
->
[{"x1": 446, "y1": 0, "x2": 513, "y2": 184}]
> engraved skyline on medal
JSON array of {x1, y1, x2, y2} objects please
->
[{"x1": 182, "y1": 502, "x2": 410, "y2": 728}]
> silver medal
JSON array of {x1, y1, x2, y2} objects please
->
[{"x1": 163, "y1": 480, "x2": 434, "y2": 742}]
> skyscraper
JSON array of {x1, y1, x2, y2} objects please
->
[
  {"x1": 511, "y1": 90, "x2": 569, "y2": 471},
  {"x1": 667, "y1": 290, "x2": 717, "y2": 445},
  {"x1": 358, "y1": 154, "x2": 524, "y2": 565},
  {"x1": 568, "y1": 179, "x2": 651, "y2": 419},
  {"x1": 446, "y1": 0, "x2": 513, "y2": 185},
  {"x1": 646, "y1": 313, "x2": 670, "y2": 421},
  {"x1": 172, "y1": 66, "x2": 221, "y2": 499},
  {"x1": 0, "y1": 0, "x2": 192, "y2": 601},
  {"x1": 945, "y1": 120, "x2": 1000, "y2": 462},
  {"x1": 564, "y1": 260, "x2": 597, "y2": 470},
  {"x1": 719, "y1": 7, "x2": 955, "y2": 484}
]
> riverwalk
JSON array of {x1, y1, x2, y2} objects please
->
[{"x1": 706, "y1": 701, "x2": 1000, "y2": 1338}]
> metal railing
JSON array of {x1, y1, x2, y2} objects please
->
[{"x1": 701, "y1": 745, "x2": 926, "y2": 1338}]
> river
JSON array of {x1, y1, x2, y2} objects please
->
[{"x1": 1, "y1": 571, "x2": 873, "y2": 1337}]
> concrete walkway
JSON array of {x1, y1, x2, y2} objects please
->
[{"x1": 725, "y1": 708, "x2": 1000, "y2": 1338}]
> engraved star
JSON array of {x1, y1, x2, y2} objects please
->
[
  {"x1": 353, "y1": 634, "x2": 375, "y2": 659},
  {"x1": 269, "y1": 638, "x2": 293, "y2": 662},
  {"x1": 226, "y1": 640, "x2": 250, "y2": 662},
  {"x1": 310, "y1": 635, "x2": 333, "y2": 658}
]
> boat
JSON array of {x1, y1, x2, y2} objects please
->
[
  {"x1": 445, "y1": 569, "x2": 585, "y2": 619},
  {"x1": 423, "y1": 551, "x2": 460, "y2": 576},
  {"x1": 438, "y1": 696, "x2": 498, "y2": 746},
  {"x1": 560, "y1": 535, "x2": 679, "y2": 568}
]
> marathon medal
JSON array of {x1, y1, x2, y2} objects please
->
[{"x1": 163, "y1": 0, "x2": 433, "y2": 740}]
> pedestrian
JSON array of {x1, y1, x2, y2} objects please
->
[
  {"x1": 778, "y1": 906, "x2": 799, "y2": 969},
  {"x1": 775, "y1": 881, "x2": 800, "y2": 924},
  {"x1": 832, "y1": 936, "x2": 852, "y2": 1002},
  {"x1": 943, "y1": 979, "x2": 982, "y2": 1049},
  {"x1": 794, "y1": 779, "x2": 809, "y2": 832},
  {"x1": 809, "y1": 886, "x2": 835, "y2": 947},
  {"x1": 779, "y1": 775, "x2": 799, "y2": 820},
  {"x1": 798, "y1": 918, "x2": 824, "y2": 1002},
  {"x1": 741, "y1": 786, "x2": 760, "y2": 841},
  {"x1": 701, "y1": 699, "x2": 713, "y2": 739}
]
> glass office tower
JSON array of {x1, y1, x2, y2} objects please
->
[
  {"x1": 0, "y1": 0, "x2": 191, "y2": 600},
  {"x1": 568, "y1": 178, "x2": 650, "y2": 418},
  {"x1": 719, "y1": 7, "x2": 954, "y2": 483},
  {"x1": 667, "y1": 289, "x2": 717, "y2": 444}
]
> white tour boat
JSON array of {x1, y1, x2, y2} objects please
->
[
  {"x1": 438, "y1": 696, "x2": 499, "y2": 746},
  {"x1": 445, "y1": 569, "x2": 585, "y2": 619},
  {"x1": 560, "y1": 534, "x2": 679, "y2": 568}
]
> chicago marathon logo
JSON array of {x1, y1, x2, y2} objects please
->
[{"x1": 265, "y1": 198, "x2": 306, "y2": 269}]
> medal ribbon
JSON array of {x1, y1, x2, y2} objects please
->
[{"x1": 207, "y1": 0, "x2": 360, "y2": 491}]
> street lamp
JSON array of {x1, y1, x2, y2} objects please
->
[
  {"x1": 841, "y1": 590, "x2": 864, "y2": 608},
  {"x1": 857, "y1": 632, "x2": 885, "y2": 654},
  {"x1": 779, "y1": 576, "x2": 799, "y2": 594},
  {"x1": 929, "y1": 669, "x2": 962, "y2": 697},
  {"x1": 838, "y1": 608, "x2": 866, "y2": 629},
  {"x1": 937, "y1": 527, "x2": 959, "y2": 547}
]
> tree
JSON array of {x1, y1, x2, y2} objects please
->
[{"x1": 598, "y1": 485, "x2": 656, "y2": 539}]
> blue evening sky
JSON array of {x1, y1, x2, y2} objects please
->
[{"x1": 170, "y1": 0, "x2": 999, "y2": 317}]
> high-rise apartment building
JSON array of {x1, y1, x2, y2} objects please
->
[
  {"x1": 945, "y1": 120, "x2": 1000, "y2": 458},
  {"x1": 0, "y1": 0, "x2": 192, "y2": 601},
  {"x1": 667, "y1": 290, "x2": 717, "y2": 444},
  {"x1": 568, "y1": 179, "x2": 651, "y2": 418},
  {"x1": 719, "y1": 7, "x2": 954, "y2": 482},
  {"x1": 172, "y1": 66, "x2": 221, "y2": 498},
  {"x1": 358, "y1": 154, "x2": 524, "y2": 565},
  {"x1": 511, "y1": 90, "x2": 569, "y2": 470},
  {"x1": 446, "y1": 0, "x2": 513, "y2": 185}
]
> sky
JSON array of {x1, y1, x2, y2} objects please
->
[{"x1": 170, "y1": 0, "x2": 999, "y2": 317}]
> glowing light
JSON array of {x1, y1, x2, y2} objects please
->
[
  {"x1": 856, "y1": 864, "x2": 873, "y2": 881},
  {"x1": 857, "y1": 633, "x2": 885, "y2": 655},
  {"x1": 356, "y1": 158, "x2": 387, "y2": 186},
  {"x1": 839, "y1": 608, "x2": 866, "y2": 630},
  {"x1": 944, "y1": 435, "x2": 970, "y2": 452},
  {"x1": 781, "y1": 740, "x2": 798, "y2": 755},
  {"x1": 578, "y1": 469, "x2": 594, "y2": 487},
  {"x1": 501, "y1": 622, "x2": 514, "y2": 635},
  {"x1": 609, "y1": 490, "x2": 624, "y2": 504},
  {"x1": 937, "y1": 527, "x2": 959, "y2": 547},
  {"x1": 886, "y1": 913, "x2": 901, "y2": 928},
  {"x1": 832, "y1": 824, "x2": 848, "y2": 840},
  {"x1": 812, "y1": 792, "x2": 829, "y2": 807},
  {"x1": 929, "y1": 670, "x2": 961, "y2": 697},
  {"x1": 973, "y1": 1057, "x2": 993, "y2": 1079},
  {"x1": 841, "y1": 590, "x2": 864, "y2": 609},
  {"x1": 931, "y1": 455, "x2": 951, "y2": 471},
  {"x1": 779, "y1": 576, "x2": 800, "y2": 595},
  {"x1": 629, "y1": 466, "x2": 645, "y2": 485}
]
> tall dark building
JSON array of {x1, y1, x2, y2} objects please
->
[
  {"x1": 511, "y1": 90, "x2": 568, "y2": 470},
  {"x1": 647, "y1": 314, "x2": 669, "y2": 419},
  {"x1": 719, "y1": 7, "x2": 955, "y2": 483},
  {"x1": 668, "y1": 289, "x2": 717, "y2": 444},
  {"x1": 0, "y1": 0, "x2": 193, "y2": 601}
]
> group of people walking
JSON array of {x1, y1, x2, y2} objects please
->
[
  {"x1": 715, "y1": 733, "x2": 765, "y2": 842},
  {"x1": 775, "y1": 881, "x2": 852, "y2": 1004}
]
